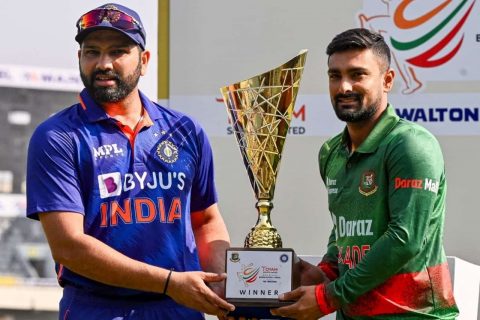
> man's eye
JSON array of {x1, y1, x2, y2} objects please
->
[
  {"x1": 112, "y1": 50, "x2": 127, "y2": 55},
  {"x1": 353, "y1": 72, "x2": 366, "y2": 78}
]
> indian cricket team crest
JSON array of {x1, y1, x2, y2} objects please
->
[
  {"x1": 156, "y1": 140, "x2": 178, "y2": 163},
  {"x1": 359, "y1": 170, "x2": 378, "y2": 196}
]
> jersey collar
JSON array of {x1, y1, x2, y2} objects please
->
[
  {"x1": 341, "y1": 104, "x2": 400, "y2": 154},
  {"x1": 78, "y1": 88, "x2": 162, "y2": 123}
]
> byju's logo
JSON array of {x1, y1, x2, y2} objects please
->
[
  {"x1": 93, "y1": 144, "x2": 124, "y2": 159},
  {"x1": 98, "y1": 172, "x2": 122, "y2": 199}
]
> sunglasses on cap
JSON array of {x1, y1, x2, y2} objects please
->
[{"x1": 76, "y1": 8, "x2": 142, "y2": 33}]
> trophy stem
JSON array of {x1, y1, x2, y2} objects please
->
[{"x1": 244, "y1": 199, "x2": 283, "y2": 248}]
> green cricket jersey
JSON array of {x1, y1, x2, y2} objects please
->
[{"x1": 318, "y1": 105, "x2": 458, "y2": 319}]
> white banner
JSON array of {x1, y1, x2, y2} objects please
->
[
  {"x1": 170, "y1": 94, "x2": 480, "y2": 137},
  {"x1": 0, "y1": 64, "x2": 82, "y2": 92}
]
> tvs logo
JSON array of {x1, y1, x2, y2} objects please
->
[
  {"x1": 359, "y1": 0, "x2": 477, "y2": 94},
  {"x1": 237, "y1": 263, "x2": 260, "y2": 286},
  {"x1": 359, "y1": 170, "x2": 378, "y2": 196},
  {"x1": 98, "y1": 172, "x2": 122, "y2": 199}
]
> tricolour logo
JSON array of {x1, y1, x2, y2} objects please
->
[
  {"x1": 237, "y1": 263, "x2": 260, "y2": 286},
  {"x1": 358, "y1": 0, "x2": 477, "y2": 94}
]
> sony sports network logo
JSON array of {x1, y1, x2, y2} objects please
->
[{"x1": 358, "y1": 0, "x2": 478, "y2": 94}]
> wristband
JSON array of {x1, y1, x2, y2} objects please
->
[{"x1": 163, "y1": 269, "x2": 173, "y2": 294}]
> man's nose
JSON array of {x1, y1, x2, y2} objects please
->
[
  {"x1": 338, "y1": 78, "x2": 353, "y2": 94},
  {"x1": 96, "y1": 53, "x2": 114, "y2": 70}
]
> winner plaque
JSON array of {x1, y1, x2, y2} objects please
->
[{"x1": 220, "y1": 50, "x2": 308, "y2": 317}]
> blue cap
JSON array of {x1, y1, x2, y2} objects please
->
[{"x1": 75, "y1": 3, "x2": 146, "y2": 50}]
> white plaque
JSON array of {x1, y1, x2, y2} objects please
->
[{"x1": 225, "y1": 248, "x2": 297, "y2": 304}]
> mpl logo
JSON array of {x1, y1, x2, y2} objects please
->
[
  {"x1": 98, "y1": 172, "x2": 122, "y2": 199},
  {"x1": 93, "y1": 143, "x2": 124, "y2": 159},
  {"x1": 358, "y1": 0, "x2": 478, "y2": 94}
]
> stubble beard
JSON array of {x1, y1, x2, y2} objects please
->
[
  {"x1": 80, "y1": 59, "x2": 142, "y2": 104},
  {"x1": 333, "y1": 93, "x2": 379, "y2": 123}
]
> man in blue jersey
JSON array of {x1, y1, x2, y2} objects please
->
[{"x1": 26, "y1": 3, "x2": 235, "y2": 319}]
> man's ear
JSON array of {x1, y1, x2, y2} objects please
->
[
  {"x1": 140, "y1": 49, "x2": 151, "y2": 76},
  {"x1": 383, "y1": 68, "x2": 395, "y2": 92}
]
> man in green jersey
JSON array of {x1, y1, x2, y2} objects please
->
[{"x1": 271, "y1": 28, "x2": 458, "y2": 319}]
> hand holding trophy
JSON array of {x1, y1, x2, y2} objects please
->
[{"x1": 220, "y1": 50, "x2": 308, "y2": 319}]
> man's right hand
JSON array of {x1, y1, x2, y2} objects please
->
[
  {"x1": 298, "y1": 259, "x2": 330, "y2": 286},
  {"x1": 167, "y1": 271, "x2": 235, "y2": 317}
]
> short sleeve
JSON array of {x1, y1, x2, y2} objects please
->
[
  {"x1": 189, "y1": 126, "x2": 218, "y2": 212},
  {"x1": 26, "y1": 123, "x2": 85, "y2": 220}
]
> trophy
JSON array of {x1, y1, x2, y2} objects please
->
[{"x1": 220, "y1": 49, "x2": 308, "y2": 318}]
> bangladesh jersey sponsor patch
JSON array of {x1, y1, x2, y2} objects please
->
[
  {"x1": 359, "y1": 170, "x2": 378, "y2": 196},
  {"x1": 394, "y1": 177, "x2": 439, "y2": 194}
]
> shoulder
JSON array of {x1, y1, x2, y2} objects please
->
[
  {"x1": 319, "y1": 132, "x2": 343, "y2": 158},
  {"x1": 387, "y1": 118, "x2": 441, "y2": 152},
  {"x1": 150, "y1": 101, "x2": 207, "y2": 134},
  {"x1": 318, "y1": 132, "x2": 343, "y2": 180},
  {"x1": 384, "y1": 119, "x2": 444, "y2": 168},
  {"x1": 30, "y1": 104, "x2": 82, "y2": 149}
]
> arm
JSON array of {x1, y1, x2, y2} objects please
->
[
  {"x1": 191, "y1": 203, "x2": 230, "y2": 297},
  {"x1": 40, "y1": 210, "x2": 234, "y2": 316},
  {"x1": 39, "y1": 211, "x2": 169, "y2": 292},
  {"x1": 191, "y1": 203, "x2": 230, "y2": 275},
  {"x1": 318, "y1": 226, "x2": 339, "y2": 281}
]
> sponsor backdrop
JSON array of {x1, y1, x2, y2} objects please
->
[
  {"x1": 171, "y1": 0, "x2": 480, "y2": 137},
  {"x1": 169, "y1": 0, "x2": 480, "y2": 266}
]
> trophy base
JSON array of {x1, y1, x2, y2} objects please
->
[{"x1": 225, "y1": 248, "x2": 300, "y2": 319}]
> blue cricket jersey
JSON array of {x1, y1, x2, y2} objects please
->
[{"x1": 27, "y1": 89, "x2": 218, "y2": 299}]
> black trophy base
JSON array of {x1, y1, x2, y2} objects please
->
[{"x1": 227, "y1": 299, "x2": 293, "y2": 319}]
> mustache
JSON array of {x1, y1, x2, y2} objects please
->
[
  {"x1": 334, "y1": 93, "x2": 362, "y2": 104},
  {"x1": 91, "y1": 70, "x2": 120, "y2": 81}
]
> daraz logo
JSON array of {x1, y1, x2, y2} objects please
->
[{"x1": 359, "y1": 0, "x2": 476, "y2": 94}]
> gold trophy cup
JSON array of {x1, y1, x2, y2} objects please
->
[{"x1": 220, "y1": 50, "x2": 307, "y2": 315}]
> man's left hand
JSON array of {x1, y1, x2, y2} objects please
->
[{"x1": 270, "y1": 285, "x2": 323, "y2": 320}]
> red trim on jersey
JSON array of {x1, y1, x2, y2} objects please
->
[
  {"x1": 344, "y1": 262, "x2": 456, "y2": 317},
  {"x1": 318, "y1": 261, "x2": 339, "y2": 281},
  {"x1": 114, "y1": 108, "x2": 153, "y2": 155},
  {"x1": 78, "y1": 94, "x2": 87, "y2": 110},
  {"x1": 315, "y1": 284, "x2": 337, "y2": 315},
  {"x1": 57, "y1": 264, "x2": 64, "y2": 285}
]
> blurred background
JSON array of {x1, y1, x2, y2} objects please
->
[{"x1": 0, "y1": 1, "x2": 479, "y2": 319}]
